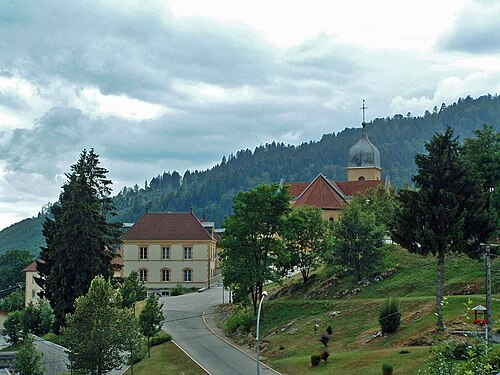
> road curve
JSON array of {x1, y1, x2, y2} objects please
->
[{"x1": 162, "y1": 287, "x2": 277, "y2": 375}]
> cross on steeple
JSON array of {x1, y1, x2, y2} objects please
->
[{"x1": 360, "y1": 99, "x2": 367, "y2": 127}]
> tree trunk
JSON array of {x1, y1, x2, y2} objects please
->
[
  {"x1": 147, "y1": 336, "x2": 151, "y2": 358},
  {"x1": 435, "y1": 249, "x2": 445, "y2": 330}
]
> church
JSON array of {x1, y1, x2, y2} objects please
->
[{"x1": 286, "y1": 103, "x2": 387, "y2": 221}]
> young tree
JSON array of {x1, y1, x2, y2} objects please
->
[
  {"x1": 0, "y1": 289, "x2": 25, "y2": 312},
  {"x1": 331, "y1": 199, "x2": 385, "y2": 281},
  {"x1": 36, "y1": 149, "x2": 122, "y2": 331},
  {"x1": 281, "y1": 205, "x2": 332, "y2": 283},
  {"x1": 121, "y1": 271, "x2": 147, "y2": 312},
  {"x1": 121, "y1": 312, "x2": 144, "y2": 375},
  {"x1": 3, "y1": 309, "x2": 25, "y2": 344},
  {"x1": 0, "y1": 249, "x2": 34, "y2": 290},
  {"x1": 139, "y1": 293, "x2": 165, "y2": 358},
  {"x1": 392, "y1": 127, "x2": 494, "y2": 330},
  {"x1": 12, "y1": 336, "x2": 45, "y2": 375},
  {"x1": 64, "y1": 276, "x2": 139, "y2": 375},
  {"x1": 219, "y1": 183, "x2": 291, "y2": 315}
]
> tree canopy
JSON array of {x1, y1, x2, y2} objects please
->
[
  {"x1": 36, "y1": 149, "x2": 122, "y2": 331},
  {"x1": 139, "y1": 293, "x2": 165, "y2": 358},
  {"x1": 392, "y1": 127, "x2": 495, "y2": 329},
  {"x1": 220, "y1": 183, "x2": 291, "y2": 314},
  {"x1": 0, "y1": 249, "x2": 34, "y2": 291}
]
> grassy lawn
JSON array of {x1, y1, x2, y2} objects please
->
[{"x1": 123, "y1": 341, "x2": 207, "y2": 375}]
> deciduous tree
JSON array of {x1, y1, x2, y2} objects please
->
[
  {"x1": 139, "y1": 293, "x2": 165, "y2": 358},
  {"x1": 0, "y1": 249, "x2": 34, "y2": 291},
  {"x1": 36, "y1": 149, "x2": 122, "y2": 331},
  {"x1": 121, "y1": 271, "x2": 147, "y2": 313},
  {"x1": 281, "y1": 205, "x2": 332, "y2": 283},
  {"x1": 64, "y1": 276, "x2": 140, "y2": 375},
  {"x1": 330, "y1": 199, "x2": 385, "y2": 281},
  {"x1": 392, "y1": 127, "x2": 494, "y2": 330},
  {"x1": 220, "y1": 183, "x2": 291, "y2": 315}
]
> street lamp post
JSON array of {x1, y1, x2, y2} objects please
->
[{"x1": 256, "y1": 291, "x2": 268, "y2": 375}]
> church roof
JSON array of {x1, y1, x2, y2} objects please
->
[
  {"x1": 290, "y1": 174, "x2": 348, "y2": 210},
  {"x1": 287, "y1": 177, "x2": 383, "y2": 209},
  {"x1": 348, "y1": 128, "x2": 381, "y2": 169},
  {"x1": 121, "y1": 212, "x2": 215, "y2": 242}
]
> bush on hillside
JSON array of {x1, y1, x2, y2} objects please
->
[
  {"x1": 311, "y1": 354, "x2": 321, "y2": 366},
  {"x1": 224, "y1": 309, "x2": 255, "y2": 335},
  {"x1": 379, "y1": 298, "x2": 401, "y2": 333},
  {"x1": 382, "y1": 363, "x2": 393, "y2": 375}
]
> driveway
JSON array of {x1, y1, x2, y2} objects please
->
[{"x1": 162, "y1": 287, "x2": 277, "y2": 375}]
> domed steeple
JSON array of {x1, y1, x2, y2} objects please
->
[
  {"x1": 347, "y1": 100, "x2": 382, "y2": 181},
  {"x1": 348, "y1": 128, "x2": 381, "y2": 169}
]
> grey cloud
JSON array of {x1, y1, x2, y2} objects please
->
[{"x1": 438, "y1": 2, "x2": 500, "y2": 53}]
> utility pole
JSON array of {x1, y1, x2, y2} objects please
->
[{"x1": 486, "y1": 245, "x2": 492, "y2": 345}]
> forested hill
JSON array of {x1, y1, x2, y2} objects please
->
[{"x1": 1, "y1": 94, "x2": 499, "y2": 255}]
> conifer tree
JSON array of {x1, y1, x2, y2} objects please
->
[
  {"x1": 392, "y1": 127, "x2": 494, "y2": 330},
  {"x1": 36, "y1": 149, "x2": 121, "y2": 331}
]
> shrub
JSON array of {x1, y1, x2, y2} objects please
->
[
  {"x1": 379, "y1": 298, "x2": 401, "y2": 333},
  {"x1": 326, "y1": 325, "x2": 332, "y2": 335},
  {"x1": 151, "y1": 331, "x2": 172, "y2": 346},
  {"x1": 320, "y1": 335, "x2": 329, "y2": 347},
  {"x1": 321, "y1": 350, "x2": 330, "y2": 362},
  {"x1": 170, "y1": 283, "x2": 185, "y2": 296},
  {"x1": 224, "y1": 309, "x2": 255, "y2": 335},
  {"x1": 0, "y1": 290, "x2": 25, "y2": 313},
  {"x1": 311, "y1": 354, "x2": 321, "y2": 367},
  {"x1": 382, "y1": 363, "x2": 393, "y2": 375}
]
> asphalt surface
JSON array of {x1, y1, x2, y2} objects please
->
[{"x1": 162, "y1": 287, "x2": 277, "y2": 375}]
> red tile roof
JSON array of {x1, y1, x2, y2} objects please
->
[
  {"x1": 23, "y1": 261, "x2": 38, "y2": 272},
  {"x1": 121, "y1": 212, "x2": 214, "y2": 242},
  {"x1": 334, "y1": 180, "x2": 383, "y2": 197},
  {"x1": 286, "y1": 182, "x2": 309, "y2": 198},
  {"x1": 293, "y1": 175, "x2": 347, "y2": 210}
]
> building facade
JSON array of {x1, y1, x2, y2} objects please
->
[{"x1": 121, "y1": 212, "x2": 219, "y2": 296}]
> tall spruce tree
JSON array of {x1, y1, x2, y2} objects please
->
[
  {"x1": 392, "y1": 127, "x2": 494, "y2": 330},
  {"x1": 36, "y1": 149, "x2": 121, "y2": 332}
]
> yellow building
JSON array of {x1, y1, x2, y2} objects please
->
[
  {"x1": 23, "y1": 262, "x2": 42, "y2": 306},
  {"x1": 121, "y1": 212, "x2": 219, "y2": 296}
]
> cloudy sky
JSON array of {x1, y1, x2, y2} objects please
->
[{"x1": 0, "y1": 0, "x2": 499, "y2": 230}]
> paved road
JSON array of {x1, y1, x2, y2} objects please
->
[{"x1": 162, "y1": 287, "x2": 277, "y2": 375}]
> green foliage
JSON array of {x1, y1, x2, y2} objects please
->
[
  {"x1": 3, "y1": 310, "x2": 25, "y2": 344},
  {"x1": 392, "y1": 127, "x2": 495, "y2": 329},
  {"x1": 224, "y1": 309, "x2": 255, "y2": 335},
  {"x1": 0, "y1": 249, "x2": 34, "y2": 291},
  {"x1": 311, "y1": 354, "x2": 321, "y2": 366},
  {"x1": 139, "y1": 293, "x2": 165, "y2": 358},
  {"x1": 379, "y1": 298, "x2": 402, "y2": 334},
  {"x1": 121, "y1": 271, "x2": 147, "y2": 311},
  {"x1": 150, "y1": 331, "x2": 172, "y2": 346},
  {"x1": 170, "y1": 283, "x2": 185, "y2": 296},
  {"x1": 120, "y1": 309, "x2": 144, "y2": 374},
  {"x1": 280, "y1": 205, "x2": 332, "y2": 283},
  {"x1": 64, "y1": 276, "x2": 140, "y2": 375},
  {"x1": 220, "y1": 183, "x2": 291, "y2": 315},
  {"x1": 330, "y1": 199, "x2": 385, "y2": 281},
  {"x1": 12, "y1": 336, "x2": 44, "y2": 375},
  {"x1": 0, "y1": 289, "x2": 25, "y2": 312},
  {"x1": 382, "y1": 363, "x2": 394, "y2": 375},
  {"x1": 37, "y1": 149, "x2": 122, "y2": 332}
]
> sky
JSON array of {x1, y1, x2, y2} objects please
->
[{"x1": 0, "y1": 0, "x2": 499, "y2": 230}]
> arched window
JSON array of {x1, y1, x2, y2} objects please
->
[
  {"x1": 183, "y1": 269, "x2": 192, "y2": 282},
  {"x1": 161, "y1": 269, "x2": 170, "y2": 282},
  {"x1": 139, "y1": 269, "x2": 148, "y2": 282},
  {"x1": 358, "y1": 176, "x2": 365, "y2": 181}
]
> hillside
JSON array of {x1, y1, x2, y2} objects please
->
[
  {"x1": 219, "y1": 245, "x2": 500, "y2": 374},
  {"x1": 1, "y1": 94, "x2": 499, "y2": 255}
]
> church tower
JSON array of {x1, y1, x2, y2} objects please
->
[{"x1": 347, "y1": 100, "x2": 382, "y2": 181}]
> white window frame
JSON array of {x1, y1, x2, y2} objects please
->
[
  {"x1": 139, "y1": 269, "x2": 148, "y2": 282},
  {"x1": 139, "y1": 246, "x2": 148, "y2": 260},
  {"x1": 161, "y1": 269, "x2": 170, "y2": 282},
  {"x1": 183, "y1": 247, "x2": 192, "y2": 260},
  {"x1": 162, "y1": 246, "x2": 170, "y2": 260},
  {"x1": 183, "y1": 269, "x2": 192, "y2": 282}
]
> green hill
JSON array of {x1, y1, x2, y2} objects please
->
[
  {"x1": 235, "y1": 245, "x2": 500, "y2": 374},
  {"x1": 1, "y1": 94, "x2": 499, "y2": 255}
]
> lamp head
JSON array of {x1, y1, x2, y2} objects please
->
[{"x1": 262, "y1": 291, "x2": 268, "y2": 297}]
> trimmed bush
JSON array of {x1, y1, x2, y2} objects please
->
[
  {"x1": 382, "y1": 363, "x2": 393, "y2": 375},
  {"x1": 170, "y1": 283, "x2": 185, "y2": 296},
  {"x1": 151, "y1": 331, "x2": 172, "y2": 346},
  {"x1": 321, "y1": 350, "x2": 330, "y2": 362},
  {"x1": 379, "y1": 298, "x2": 401, "y2": 333},
  {"x1": 311, "y1": 354, "x2": 321, "y2": 367},
  {"x1": 326, "y1": 325, "x2": 333, "y2": 335}
]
